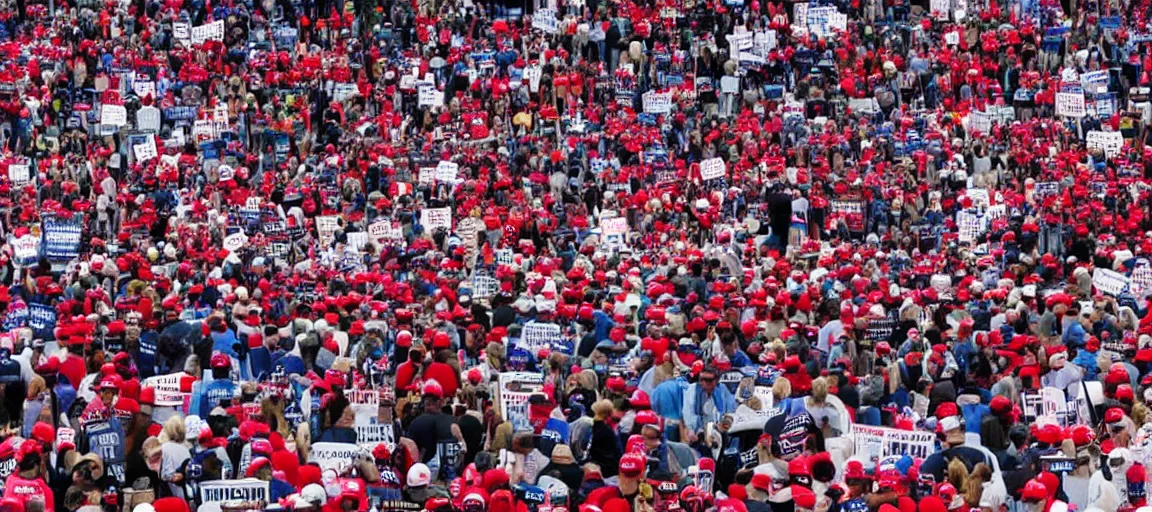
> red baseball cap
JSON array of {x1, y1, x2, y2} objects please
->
[{"x1": 618, "y1": 453, "x2": 645, "y2": 477}]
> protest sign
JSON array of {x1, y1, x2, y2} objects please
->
[
  {"x1": 1034, "y1": 181, "x2": 1059, "y2": 198},
  {"x1": 1081, "y1": 70, "x2": 1110, "y2": 92},
  {"x1": 42, "y1": 215, "x2": 83, "y2": 262},
  {"x1": 418, "y1": 84, "x2": 443, "y2": 107},
  {"x1": 223, "y1": 233, "x2": 248, "y2": 253},
  {"x1": 957, "y1": 210, "x2": 984, "y2": 243},
  {"x1": 520, "y1": 322, "x2": 567, "y2": 354},
  {"x1": 945, "y1": 31, "x2": 960, "y2": 45},
  {"x1": 355, "y1": 423, "x2": 396, "y2": 452},
  {"x1": 420, "y1": 208, "x2": 452, "y2": 231},
  {"x1": 435, "y1": 161, "x2": 459, "y2": 182},
  {"x1": 333, "y1": 83, "x2": 358, "y2": 102},
  {"x1": 309, "y1": 442, "x2": 364, "y2": 471},
  {"x1": 1087, "y1": 130, "x2": 1124, "y2": 157},
  {"x1": 173, "y1": 22, "x2": 190, "y2": 42},
  {"x1": 600, "y1": 216, "x2": 629, "y2": 236},
  {"x1": 12, "y1": 235, "x2": 39, "y2": 268},
  {"x1": 191, "y1": 20, "x2": 225, "y2": 45},
  {"x1": 850, "y1": 425, "x2": 936, "y2": 463},
  {"x1": 316, "y1": 216, "x2": 341, "y2": 248},
  {"x1": 199, "y1": 479, "x2": 270, "y2": 512},
  {"x1": 133, "y1": 137, "x2": 158, "y2": 162},
  {"x1": 142, "y1": 372, "x2": 191, "y2": 406},
  {"x1": 132, "y1": 80, "x2": 155, "y2": 99},
  {"x1": 497, "y1": 372, "x2": 544, "y2": 432},
  {"x1": 368, "y1": 221, "x2": 404, "y2": 247},
  {"x1": 753, "y1": 31, "x2": 777, "y2": 54},
  {"x1": 643, "y1": 91, "x2": 673, "y2": 114},
  {"x1": 101, "y1": 104, "x2": 127, "y2": 126},
  {"x1": 532, "y1": 9, "x2": 559, "y2": 33},
  {"x1": 792, "y1": 3, "x2": 809, "y2": 29},
  {"x1": 1094, "y1": 267, "x2": 1130, "y2": 296},
  {"x1": 1056, "y1": 93, "x2": 1086, "y2": 117},
  {"x1": 930, "y1": 0, "x2": 950, "y2": 19},
  {"x1": 969, "y1": 110, "x2": 993, "y2": 133},
  {"x1": 700, "y1": 157, "x2": 726, "y2": 180},
  {"x1": 726, "y1": 32, "x2": 753, "y2": 51},
  {"x1": 8, "y1": 162, "x2": 28, "y2": 185},
  {"x1": 524, "y1": 65, "x2": 542, "y2": 92}
]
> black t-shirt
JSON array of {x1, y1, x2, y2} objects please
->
[{"x1": 407, "y1": 412, "x2": 457, "y2": 463}]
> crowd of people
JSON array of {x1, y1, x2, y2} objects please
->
[{"x1": 0, "y1": 0, "x2": 1148, "y2": 507}]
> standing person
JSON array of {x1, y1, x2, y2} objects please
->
[
  {"x1": 588, "y1": 399, "x2": 622, "y2": 478},
  {"x1": 2, "y1": 440, "x2": 52, "y2": 511},
  {"x1": 680, "y1": 367, "x2": 735, "y2": 444},
  {"x1": 157, "y1": 417, "x2": 191, "y2": 499},
  {"x1": 405, "y1": 381, "x2": 465, "y2": 482}
]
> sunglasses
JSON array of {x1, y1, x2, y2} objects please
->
[{"x1": 700, "y1": 377, "x2": 716, "y2": 383}]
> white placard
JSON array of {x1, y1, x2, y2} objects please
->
[
  {"x1": 132, "y1": 80, "x2": 156, "y2": 99},
  {"x1": 806, "y1": 6, "x2": 845, "y2": 37},
  {"x1": 497, "y1": 372, "x2": 544, "y2": 432},
  {"x1": 418, "y1": 84, "x2": 443, "y2": 107},
  {"x1": 793, "y1": 3, "x2": 809, "y2": 32},
  {"x1": 12, "y1": 235, "x2": 39, "y2": 266},
  {"x1": 945, "y1": 31, "x2": 960, "y2": 45},
  {"x1": 1056, "y1": 92, "x2": 1086, "y2": 118},
  {"x1": 524, "y1": 65, "x2": 542, "y2": 92},
  {"x1": 1087, "y1": 130, "x2": 1124, "y2": 158},
  {"x1": 355, "y1": 424, "x2": 396, "y2": 452},
  {"x1": 223, "y1": 232, "x2": 248, "y2": 253},
  {"x1": 1061, "y1": 68, "x2": 1079, "y2": 83},
  {"x1": 850, "y1": 424, "x2": 936, "y2": 463},
  {"x1": 137, "y1": 106, "x2": 161, "y2": 132},
  {"x1": 316, "y1": 216, "x2": 341, "y2": 247},
  {"x1": 218, "y1": 165, "x2": 234, "y2": 181},
  {"x1": 420, "y1": 207, "x2": 452, "y2": 231},
  {"x1": 519, "y1": 322, "x2": 563, "y2": 354},
  {"x1": 1094, "y1": 267, "x2": 1130, "y2": 296},
  {"x1": 753, "y1": 31, "x2": 777, "y2": 54},
  {"x1": 192, "y1": 119, "x2": 216, "y2": 139},
  {"x1": 532, "y1": 9, "x2": 559, "y2": 34},
  {"x1": 199, "y1": 479, "x2": 270, "y2": 512},
  {"x1": 173, "y1": 22, "x2": 190, "y2": 42},
  {"x1": 848, "y1": 97, "x2": 880, "y2": 114},
  {"x1": 700, "y1": 157, "x2": 726, "y2": 180},
  {"x1": 965, "y1": 188, "x2": 990, "y2": 207},
  {"x1": 333, "y1": 83, "x2": 359, "y2": 102},
  {"x1": 101, "y1": 104, "x2": 127, "y2": 126},
  {"x1": 600, "y1": 216, "x2": 629, "y2": 236},
  {"x1": 930, "y1": 0, "x2": 950, "y2": 19},
  {"x1": 140, "y1": 372, "x2": 189, "y2": 406},
  {"x1": 969, "y1": 110, "x2": 993, "y2": 133},
  {"x1": 308, "y1": 442, "x2": 364, "y2": 471},
  {"x1": 133, "y1": 138, "x2": 158, "y2": 162},
  {"x1": 642, "y1": 91, "x2": 673, "y2": 114},
  {"x1": 726, "y1": 32, "x2": 753, "y2": 51},
  {"x1": 435, "y1": 161, "x2": 459, "y2": 182},
  {"x1": 8, "y1": 163, "x2": 29, "y2": 185},
  {"x1": 368, "y1": 221, "x2": 404, "y2": 247},
  {"x1": 191, "y1": 20, "x2": 225, "y2": 45}
]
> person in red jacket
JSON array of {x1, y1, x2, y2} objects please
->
[
  {"x1": 422, "y1": 349, "x2": 461, "y2": 399},
  {"x1": 2, "y1": 441, "x2": 52, "y2": 512},
  {"x1": 395, "y1": 343, "x2": 427, "y2": 394}
]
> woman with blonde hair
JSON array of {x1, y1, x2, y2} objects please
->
[
  {"x1": 158, "y1": 416, "x2": 191, "y2": 499},
  {"x1": 589, "y1": 400, "x2": 622, "y2": 478}
]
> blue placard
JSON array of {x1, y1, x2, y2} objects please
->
[
  {"x1": 27, "y1": 303, "x2": 56, "y2": 341},
  {"x1": 42, "y1": 215, "x2": 83, "y2": 262}
]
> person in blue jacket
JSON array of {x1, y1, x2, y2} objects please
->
[{"x1": 190, "y1": 352, "x2": 237, "y2": 418}]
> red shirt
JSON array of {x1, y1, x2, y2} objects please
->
[
  {"x1": 423, "y1": 362, "x2": 460, "y2": 398},
  {"x1": 55, "y1": 354, "x2": 85, "y2": 392},
  {"x1": 3, "y1": 473, "x2": 53, "y2": 512}
]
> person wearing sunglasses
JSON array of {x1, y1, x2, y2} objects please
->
[{"x1": 680, "y1": 367, "x2": 734, "y2": 445}]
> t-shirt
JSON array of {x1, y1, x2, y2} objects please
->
[
  {"x1": 406, "y1": 412, "x2": 457, "y2": 463},
  {"x1": 2, "y1": 474, "x2": 53, "y2": 512}
]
